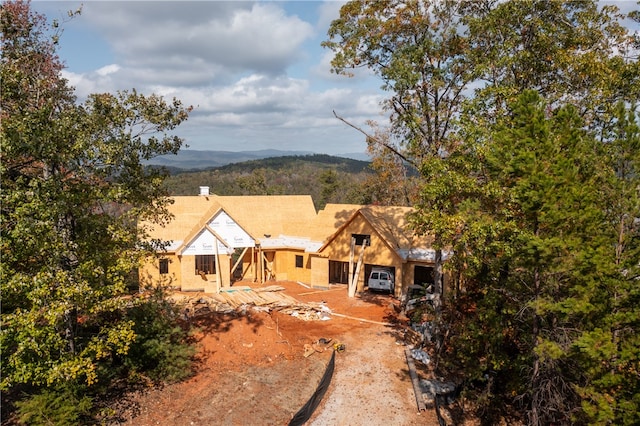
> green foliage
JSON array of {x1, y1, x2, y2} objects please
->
[
  {"x1": 437, "y1": 92, "x2": 639, "y2": 425},
  {"x1": 15, "y1": 384, "x2": 93, "y2": 426},
  {"x1": 122, "y1": 289, "x2": 195, "y2": 383},
  {"x1": 163, "y1": 154, "x2": 373, "y2": 209},
  {"x1": 326, "y1": 1, "x2": 639, "y2": 423},
  {"x1": 324, "y1": 0, "x2": 473, "y2": 156},
  {"x1": 1, "y1": 2, "x2": 196, "y2": 422}
]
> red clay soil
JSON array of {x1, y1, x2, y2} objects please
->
[{"x1": 115, "y1": 281, "x2": 442, "y2": 426}]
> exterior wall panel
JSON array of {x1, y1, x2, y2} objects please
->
[{"x1": 311, "y1": 256, "x2": 329, "y2": 289}]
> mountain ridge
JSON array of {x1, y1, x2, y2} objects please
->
[{"x1": 148, "y1": 149, "x2": 370, "y2": 170}]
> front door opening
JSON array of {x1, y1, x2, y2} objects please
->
[{"x1": 329, "y1": 260, "x2": 349, "y2": 284}]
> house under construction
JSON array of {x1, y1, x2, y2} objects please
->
[{"x1": 139, "y1": 188, "x2": 443, "y2": 298}]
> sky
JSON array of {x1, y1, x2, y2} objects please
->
[
  {"x1": 32, "y1": 0, "x2": 384, "y2": 157},
  {"x1": 31, "y1": 1, "x2": 639, "y2": 157}
]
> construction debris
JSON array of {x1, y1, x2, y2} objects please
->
[
  {"x1": 167, "y1": 286, "x2": 332, "y2": 320},
  {"x1": 303, "y1": 344, "x2": 316, "y2": 358},
  {"x1": 420, "y1": 379, "x2": 457, "y2": 407},
  {"x1": 410, "y1": 348, "x2": 431, "y2": 365}
]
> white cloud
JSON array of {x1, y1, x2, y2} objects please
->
[
  {"x1": 38, "y1": 1, "x2": 385, "y2": 155},
  {"x1": 82, "y1": 2, "x2": 314, "y2": 82},
  {"x1": 95, "y1": 64, "x2": 120, "y2": 77},
  {"x1": 317, "y1": 0, "x2": 346, "y2": 30}
]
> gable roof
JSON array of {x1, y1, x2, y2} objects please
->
[
  {"x1": 177, "y1": 208, "x2": 255, "y2": 255},
  {"x1": 144, "y1": 195, "x2": 223, "y2": 252},
  {"x1": 143, "y1": 194, "x2": 318, "y2": 252},
  {"x1": 308, "y1": 203, "x2": 363, "y2": 241},
  {"x1": 318, "y1": 205, "x2": 436, "y2": 261}
]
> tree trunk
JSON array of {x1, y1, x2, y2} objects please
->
[
  {"x1": 530, "y1": 266, "x2": 541, "y2": 426},
  {"x1": 434, "y1": 248, "x2": 443, "y2": 320},
  {"x1": 64, "y1": 307, "x2": 77, "y2": 355}
]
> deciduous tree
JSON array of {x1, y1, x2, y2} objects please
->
[
  {"x1": 1, "y1": 0, "x2": 191, "y2": 399},
  {"x1": 324, "y1": 0, "x2": 474, "y2": 327}
]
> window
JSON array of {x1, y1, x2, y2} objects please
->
[
  {"x1": 159, "y1": 259, "x2": 169, "y2": 274},
  {"x1": 295, "y1": 255, "x2": 303, "y2": 268},
  {"x1": 352, "y1": 233, "x2": 371, "y2": 246},
  {"x1": 195, "y1": 255, "x2": 216, "y2": 275}
]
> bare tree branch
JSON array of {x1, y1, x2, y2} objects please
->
[{"x1": 332, "y1": 110, "x2": 419, "y2": 168}]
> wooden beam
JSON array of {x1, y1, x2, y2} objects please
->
[
  {"x1": 349, "y1": 244, "x2": 365, "y2": 298},
  {"x1": 355, "y1": 244, "x2": 366, "y2": 294},
  {"x1": 259, "y1": 246, "x2": 264, "y2": 284},
  {"x1": 348, "y1": 237, "x2": 355, "y2": 290},
  {"x1": 252, "y1": 246, "x2": 256, "y2": 282},
  {"x1": 204, "y1": 224, "x2": 230, "y2": 249},
  {"x1": 298, "y1": 287, "x2": 344, "y2": 296},
  {"x1": 230, "y1": 247, "x2": 249, "y2": 282},
  {"x1": 262, "y1": 251, "x2": 272, "y2": 281},
  {"x1": 214, "y1": 238, "x2": 221, "y2": 293},
  {"x1": 331, "y1": 312, "x2": 391, "y2": 326}
]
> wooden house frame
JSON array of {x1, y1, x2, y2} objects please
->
[
  {"x1": 310, "y1": 205, "x2": 443, "y2": 298},
  {"x1": 139, "y1": 192, "x2": 322, "y2": 292},
  {"x1": 139, "y1": 193, "x2": 442, "y2": 298}
]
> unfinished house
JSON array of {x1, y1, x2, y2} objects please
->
[
  {"x1": 207, "y1": 194, "x2": 321, "y2": 285},
  {"x1": 140, "y1": 192, "x2": 441, "y2": 298},
  {"x1": 139, "y1": 189, "x2": 321, "y2": 292},
  {"x1": 309, "y1": 204, "x2": 440, "y2": 298}
]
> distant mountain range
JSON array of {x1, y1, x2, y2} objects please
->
[{"x1": 147, "y1": 149, "x2": 371, "y2": 170}]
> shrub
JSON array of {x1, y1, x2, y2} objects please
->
[
  {"x1": 15, "y1": 385, "x2": 93, "y2": 426},
  {"x1": 123, "y1": 288, "x2": 196, "y2": 383}
]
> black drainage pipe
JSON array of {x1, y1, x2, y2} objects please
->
[{"x1": 288, "y1": 350, "x2": 336, "y2": 426}]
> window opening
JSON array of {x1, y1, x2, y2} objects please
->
[
  {"x1": 352, "y1": 233, "x2": 371, "y2": 246},
  {"x1": 159, "y1": 259, "x2": 169, "y2": 274},
  {"x1": 195, "y1": 255, "x2": 216, "y2": 275}
]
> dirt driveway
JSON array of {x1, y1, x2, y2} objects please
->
[{"x1": 115, "y1": 281, "x2": 440, "y2": 425}]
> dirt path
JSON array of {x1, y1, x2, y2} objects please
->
[
  {"x1": 309, "y1": 325, "x2": 429, "y2": 426},
  {"x1": 115, "y1": 282, "x2": 440, "y2": 425}
]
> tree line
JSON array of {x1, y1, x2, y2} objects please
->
[
  {"x1": 324, "y1": 1, "x2": 639, "y2": 424},
  {"x1": 162, "y1": 154, "x2": 380, "y2": 209}
]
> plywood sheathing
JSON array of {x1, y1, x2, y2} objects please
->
[
  {"x1": 145, "y1": 196, "x2": 223, "y2": 250},
  {"x1": 144, "y1": 195, "x2": 318, "y2": 249},
  {"x1": 215, "y1": 195, "x2": 318, "y2": 241},
  {"x1": 318, "y1": 205, "x2": 433, "y2": 257},
  {"x1": 309, "y1": 204, "x2": 363, "y2": 242}
]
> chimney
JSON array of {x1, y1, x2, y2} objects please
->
[{"x1": 199, "y1": 186, "x2": 210, "y2": 196}]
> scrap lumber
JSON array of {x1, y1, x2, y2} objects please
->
[
  {"x1": 254, "y1": 285, "x2": 285, "y2": 292},
  {"x1": 298, "y1": 287, "x2": 344, "y2": 296},
  {"x1": 172, "y1": 286, "x2": 330, "y2": 320},
  {"x1": 350, "y1": 244, "x2": 366, "y2": 297}
]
